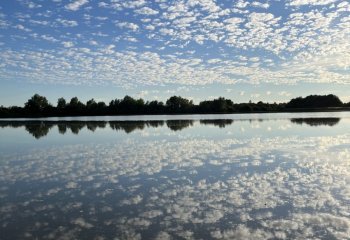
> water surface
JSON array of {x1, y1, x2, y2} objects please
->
[{"x1": 1, "y1": 113, "x2": 350, "y2": 239}]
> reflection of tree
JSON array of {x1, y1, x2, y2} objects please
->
[
  {"x1": 24, "y1": 122, "x2": 53, "y2": 139},
  {"x1": 147, "y1": 121, "x2": 164, "y2": 128},
  {"x1": 109, "y1": 121, "x2": 165, "y2": 133},
  {"x1": 86, "y1": 121, "x2": 107, "y2": 132},
  {"x1": 290, "y1": 118, "x2": 340, "y2": 127},
  {"x1": 0, "y1": 118, "x2": 281, "y2": 139},
  {"x1": 200, "y1": 119, "x2": 233, "y2": 128},
  {"x1": 0, "y1": 122, "x2": 27, "y2": 129},
  {"x1": 57, "y1": 124, "x2": 67, "y2": 134},
  {"x1": 69, "y1": 122, "x2": 86, "y2": 135},
  {"x1": 248, "y1": 119, "x2": 266, "y2": 124},
  {"x1": 166, "y1": 120, "x2": 194, "y2": 131},
  {"x1": 109, "y1": 121, "x2": 146, "y2": 133}
]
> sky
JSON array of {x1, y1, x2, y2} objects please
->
[{"x1": 0, "y1": 0, "x2": 349, "y2": 106}]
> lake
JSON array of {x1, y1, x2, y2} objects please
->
[{"x1": 1, "y1": 112, "x2": 350, "y2": 239}]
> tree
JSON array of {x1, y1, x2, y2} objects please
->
[
  {"x1": 286, "y1": 94, "x2": 343, "y2": 108},
  {"x1": 86, "y1": 99, "x2": 99, "y2": 115},
  {"x1": 199, "y1": 97, "x2": 235, "y2": 113},
  {"x1": 86, "y1": 99, "x2": 97, "y2": 108},
  {"x1": 69, "y1": 97, "x2": 82, "y2": 107},
  {"x1": 109, "y1": 99, "x2": 121, "y2": 115},
  {"x1": 24, "y1": 94, "x2": 50, "y2": 114},
  {"x1": 96, "y1": 101, "x2": 107, "y2": 115},
  {"x1": 1, "y1": 93, "x2": 347, "y2": 118},
  {"x1": 57, "y1": 97, "x2": 66, "y2": 109},
  {"x1": 166, "y1": 96, "x2": 194, "y2": 113},
  {"x1": 146, "y1": 100, "x2": 165, "y2": 114},
  {"x1": 67, "y1": 97, "x2": 85, "y2": 115},
  {"x1": 0, "y1": 105, "x2": 9, "y2": 117},
  {"x1": 118, "y1": 96, "x2": 145, "y2": 114}
]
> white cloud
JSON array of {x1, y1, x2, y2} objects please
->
[
  {"x1": 289, "y1": 0, "x2": 338, "y2": 6},
  {"x1": 89, "y1": 40, "x2": 98, "y2": 45},
  {"x1": 278, "y1": 91, "x2": 291, "y2": 97},
  {"x1": 25, "y1": 1, "x2": 42, "y2": 9},
  {"x1": 135, "y1": 7, "x2": 159, "y2": 15},
  {"x1": 15, "y1": 24, "x2": 31, "y2": 32},
  {"x1": 251, "y1": 2, "x2": 270, "y2": 9},
  {"x1": 29, "y1": 20, "x2": 49, "y2": 26},
  {"x1": 122, "y1": 0, "x2": 146, "y2": 9},
  {"x1": 62, "y1": 41, "x2": 74, "y2": 48},
  {"x1": 236, "y1": 0, "x2": 250, "y2": 8},
  {"x1": 116, "y1": 22, "x2": 139, "y2": 31},
  {"x1": 56, "y1": 19, "x2": 78, "y2": 27},
  {"x1": 0, "y1": 0, "x2": 349, "y2": 88},
  {"x1": 65, "y1": 0, "x2": 89, "y2": 11}
]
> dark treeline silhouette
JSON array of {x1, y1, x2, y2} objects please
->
[
  {"x1": 285, "y1": 94, "x2": 343, "y2": 109},
  {"x1": 0, "y1": 117, "x2": 341, "y2": 139},
  {"x1": 0, "y1": 94, "x2": 349, "y2": 118}
]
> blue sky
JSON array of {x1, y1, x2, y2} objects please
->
[{"x1": 0, "y1": 0, "x2": 349, "y2": 106}]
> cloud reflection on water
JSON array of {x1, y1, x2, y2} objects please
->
[{"x1": 0, "y1": 120, "x2": 350, "y2": 239}]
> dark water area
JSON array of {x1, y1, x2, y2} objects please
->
[{"x1": 0, "y1": 113, "x2": 350, "y2": 239}]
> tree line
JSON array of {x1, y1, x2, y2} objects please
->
[{"x1": 0, "y1": 94, "x2": 348, "y2": 118}]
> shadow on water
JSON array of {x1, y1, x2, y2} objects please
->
[
  {"x1": 0, "y1": 117, "x2": 341, "y2": 139},
  {"x1": 290, "y1": 118, "x2": 341, "y2": 127}
]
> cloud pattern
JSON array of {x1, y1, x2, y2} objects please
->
[
  {"x1": 0, "y1": 0, "x2": 349, "y2": 88},
  {"x1": 0, "y1": 118, "x2": 350, "y2": 239}
]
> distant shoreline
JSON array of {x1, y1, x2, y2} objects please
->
[{"x1": 1, "y1": 94, "x2": 348, "y2": 119}]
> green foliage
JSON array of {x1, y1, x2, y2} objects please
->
[
  {"x1": 24, "y1": 94, "x2": 51, "y2": 114},
  {"x1": 67, "y1": 97, "x2": 85, "y2": 115},
  {"x1": 199, "y1": 97, "x2": 234, "y2": 113},
  {"x1": 286, "y1": 94, "x2": 343, "y2": 108},
  {"x1": 166, "y1": 96, "x2": 194, "y2": 113},
  {"x1": 0, "y1": 93, "x2": 348, "y2": 118},
  {"x1": 57, "y1": 98, "x2": 66, "y2": 109},
  {"x1": 69, "y1": 97, "x2": 83, "y2": 107}
]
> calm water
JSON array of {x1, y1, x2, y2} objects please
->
[{"x1": 1, "y1": 113, "x2": 350, "y2": 239}]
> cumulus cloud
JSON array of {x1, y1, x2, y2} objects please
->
[
  {"x1": 56, "y1": 18, "x2": 78, "y2": 27},
  {"x1": 116, "y1": 22, "x2": 139, "y2": 31},
  {"x1": 134, "y1": 7, "x2": 159, "y2": 15},
  {"x1": 65, "y1": 0, "x2": 89, "y2": 11},
  {"x1": 62, "y1": 41, "x2": 74, "y2": 48},
  {"x1": 0, "y1": 0, "x2": 349, "y2": 89},
  {"x1": 288, "y1": 0, "x2": 338, "y2": 6},
  {"x1": 251, "y1": 2, "x2": 270, "y2": 9}
]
